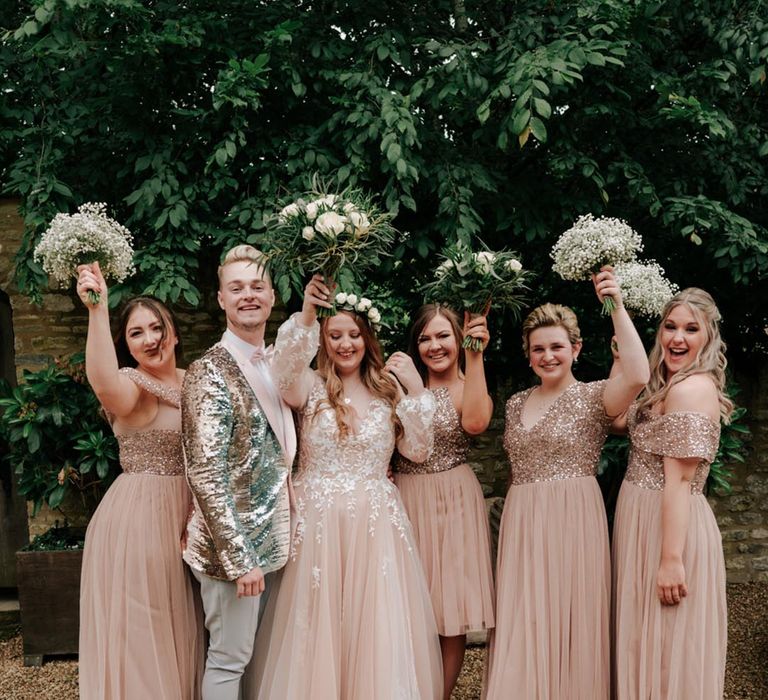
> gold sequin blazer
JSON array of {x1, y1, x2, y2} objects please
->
[{"x1": 182, "y1": 345, "x2": 292, "y2": 581}]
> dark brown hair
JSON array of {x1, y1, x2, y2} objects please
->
[
  {"x1": 406, "y1": 304, "x2": 465, "y2": 382},
  {"x1": 113, "y1": 296, "x2": 183, "y2": 368}
]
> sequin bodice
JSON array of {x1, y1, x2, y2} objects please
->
[
  {"x1": 394, "y1": 387, "x2": 470, "y2": 475},
  {"x1": 113, "y1": 368, "x2": 184, "y2": 476},
  {"x1": 625, "y1": 404, "x2": 720, "y2": 494},
  {"x1": 503, "y1": 381, "x2": 610, "y2": 486}
]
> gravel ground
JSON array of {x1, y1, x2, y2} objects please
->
[{"x1": 1, "y1": 583, "x2": 765, "y2": 699}]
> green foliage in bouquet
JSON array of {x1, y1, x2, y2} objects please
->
[
  {"x1": 0, "y1": 354, "x2": 120, "y2": 518},
  {"x1": 260, "y1": 177, "x2": 397, "y2": 316},
  {"x1": 421, "y1": 242, "x2": 531, "y2": 351}
]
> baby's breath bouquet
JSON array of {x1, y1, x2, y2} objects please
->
[
  {"x1": 613, "y1": 261, "x2": 678, "y2": 317},
  {"x1": 421, "y1": 242, "x2": 530, "y2": 351},
  {"x1": 262, "y1": 180, "x2": 396, "y2": 317},
  {"x1": 34, "y1": 202, "x2": 135, "y2": 305},
  {"x1": 551, "y1": 214, "x2": 643, "y2": 315}
]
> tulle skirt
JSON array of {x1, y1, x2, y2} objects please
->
[
  {"x1": 484, "y1": 476, "x2": 610, "y2": 700},
  {"x1": 612, "y1": 480, "x2": 727, "y2": 699},
  {"x1": 79, "y1": 472, "x2": 204, "y2": 700},
  {"x1": 247, "y1": 477, "x2": 443, "y2": 699},
  {"x1": 395, "y1": 464, "x2": 495, "y2": 636}
]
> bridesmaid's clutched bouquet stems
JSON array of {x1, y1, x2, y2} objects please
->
[
  {"x1": 261, "y1": 176, "x2": 396, "y2": 316},
  {"x1": 551, "y1": 214, "x2": 643, "y2": 315},
  {"x1": 421, "y1": 241, "x2": 530, "y2": 351},
  {"x1": 34, "y1": 202, "x2": 135, "y2": 305},
  {"x1": 613, "y1": 260, "x2": 679, "y2": 317}
]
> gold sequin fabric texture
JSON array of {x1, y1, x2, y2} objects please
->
[
  {"x1": 182, "y1": 346, "x2": 292, "y2": 581},
  {"x1": 114, "y1": 368, "x2": 184, "y2": 476},
  {"x1": 625, "y1": 403, "x2": 721, "y2": 493},
  {"x1": 503, "y1": 381, "x2": 610, "y2": 485},
  {"x1": 394, "y1": 386, "x2": 470, "y2": 475}
]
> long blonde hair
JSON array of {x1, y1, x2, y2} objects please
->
[
  {"x1": 316, "y1": 311, "x2": 403, "y2": 440},
  {"x1": 637, "y1": 287, "x2": 733, "y2": 423}
]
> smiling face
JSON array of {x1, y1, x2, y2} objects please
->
[
  {"x1": 217, "y1": 260, "x2": 275, "y2": 333},
  {"x1": 527, "y1": 325, "x2": 581, "y2": 385},
  {"x1": 323, "y1": 312, "x2": 366, "y2": 377},
  {"x1": 417, "y1": 313, "x2": 460, "y2": 376},
  {"x1": 124, "y1": 305, "x2": 177, "y2": 370},
  {"x1": 660, "y1": 303, "x2": 707, "y2": 378}
]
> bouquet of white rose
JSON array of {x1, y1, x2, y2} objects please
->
[
  {"x1": 34, "y1": 202, "x2": 135, "y2": 305},
  {"x1": 421, "y1": 242, "x2": 530, "y2": 351},
  {"x1": 261, "y1": 180, "x2": 396, "y2": 317},
  {"x1": 551, "y1": 214, "x2": 643, "y2": 314},
  {"x1": 613, "y1": 260, "x2": 678, "y2": 317}
]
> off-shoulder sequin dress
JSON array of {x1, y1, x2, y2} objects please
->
[
  {"x1": 612, "y1": 405, "x2": 725, "y2": 700},
  {"x1": 394, "y1": 387, "x2": 495, "y2": 636},
  {"x1": 79, "y1": 368, "x2": 203, "y2": 700},
  {"x1": 484, "y1": 381, "x2": 611, "y2": 700},
  {"x1": 247, "y1": 315, "x2": 443, "y2": 699}
]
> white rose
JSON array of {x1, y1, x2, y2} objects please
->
[
  {"x1": 357, "y1": 297, "x2": 372, "y2": 311},
  {"x1": 305, "y1": 201, "x2": 319, "y2": 221},
  {"x1": 343, "y1": 202, "x2": 356, "y2": 214},
  {"x1": 348, "y1": 211, "x2": 370, "y2": 239},
  {"x1": 475, "y1": 251, "x2": 495, "y2": 273},
  {"x1": 335, "y1": 292, "x2": 348, "y2": 305},
  {"x1": 505, "y1": 258, "x2": 522, "y2": 273},
  {"x1": 315, "y1": 211, "x2": 347, "y2": 237},
  {"x1": 436, "y1": 259, "x2": 454, "y2": 278},
  {"x1": 302, "y1": 226, "x2": 315, "y2": 241},
  {"x1": 368, "y1": 308, "x2": 381, "y2": 323},
  {"x1": 279, "y1": 202, "x2": 300, "y2": 221},
  {"x1": 320, "y1": 194, "x2": 337, "y2": 208},
  {"x1": 345, "y1": 293, "x2": 358, "y2": 306}
]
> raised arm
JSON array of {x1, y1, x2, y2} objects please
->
[
  {"x1": 271, "y1": 274, "x2": 327, "y2": 409},
  {"x1": 76, "y1": 263, "x2": 140, "y2": 417},
  {"x1": 593, "y1": 267, "x2": 651, "y2": 417},
  {"x1": 460, "y1": 312, "x2": 493, "y2": 435},
  {"x1": 657, "y1": 375, "x2": 720, "y2": 606}
]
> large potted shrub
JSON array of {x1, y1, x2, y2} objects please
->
[{"x1": 0, "y1": 353, "x2": 119, "y2": 665}]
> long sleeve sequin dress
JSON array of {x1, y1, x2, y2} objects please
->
[
  {"x1": 612, "y1": 405, "x2": 725, "y2": 699},
  {"x1": 247, "y1": 315, "x2": 443, "y2": 699},
  {"x1": 394, "y1": 387, "x2": 495, "y2": 636},
  {"x1": 483, "y1": 381, "x2": 611, "y2": 700},
  {"x1": 79, "y1": 368, "x2": 204, "y2": 700}
]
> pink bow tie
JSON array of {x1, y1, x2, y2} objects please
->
[{"x1": 250, "y1": 345, "x2": 274, "y2": 364}]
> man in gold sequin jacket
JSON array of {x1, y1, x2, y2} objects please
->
[{"x1": 182, "y1": 245, "x2": 305, "y2": 700}]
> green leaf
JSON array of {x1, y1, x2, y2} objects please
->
[
  {"x1": 529, "y1": 116, "x2": 548, "y2": 142},
  {"x1": 512, "y1": 108, "x2": 531, "y2": 134},
  {"x1": 533, "y1": 98, "x2": 551, "y2": 119}
]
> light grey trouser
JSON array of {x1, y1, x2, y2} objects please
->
[{"x1": 192, "y1": 568, "x2": 270, "y2": 700}]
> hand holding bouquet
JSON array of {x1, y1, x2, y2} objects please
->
[
  {"x1": 421, "y1": 242, "x2": 530, "y2": 351},
  {"x1": 34, "y1": 202, "x2": 135, "y2": 305},
  {"x1": 262, "y1": 179, "x2": 396, "y2": 317},
  {"x1": 613, "y1": 260, "x2": 678, "y2": 317},
  {"x1": 551, "y1": 214, "x2": 643, "y2": 315}
]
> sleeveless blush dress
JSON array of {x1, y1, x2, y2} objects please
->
[
  {"x1": 484, "y1": 380, "x2": 611, "y2": 700},
  {"x1": 394, "y1": 386, "x2": 495, "y2": 637},
  {"x1": 612, "y1": 405, "x2": 726, "y2": 699},
  {"x1": 78, "y1": 368, "x2": 203, "y2": 699}
]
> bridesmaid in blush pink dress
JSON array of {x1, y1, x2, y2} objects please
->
[
  {"x1": 394, "y1": 304, "x2": 495, "y2": 699},
  {"x1": 612, "y1": 288, "x2": 731, "y2": 699},
  {"x1": 484, "y1": 268, "x2": 650, "y2": 700},
  {"x1": 76, "y1": 264, "x2": 203, "y2": 700},
  {"x1": 248, "y1": 275, "x2": 442, "y2": 699}
]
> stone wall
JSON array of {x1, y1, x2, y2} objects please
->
[{"x1": 1, "y1": 198, "x2": 767, "y2": 579}]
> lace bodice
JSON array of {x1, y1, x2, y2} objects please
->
[
  {"x1": 113, "y1": 368, "x2": 184, "y2": 476},
  {"x1": 503, "y1": 381, "x2": 610, "y2": 485},
  {"x1": 394, "y1": 387, "x2": 471, "y2": 475},
  {"x1": 625, "y1": 403, "x2": 720, "y2": 494}
]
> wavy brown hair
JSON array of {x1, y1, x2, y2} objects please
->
[
  {"x1": 316, "y1": 310, "x2": 403, "y2": 440},
  {"x1": 113, "y1": 296, "x2": 182, "y2": 368},
  {"x1": 406, "y1": 304, "x2": 465, "y2": 383},
  {"x1": 637, "y1": 288, "x2": 733, "y2": 423}
]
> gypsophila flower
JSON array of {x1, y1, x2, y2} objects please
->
[
  {"x1": 34, "y1": 202, "x2": 135, "y2": 305},
  {"x1": 613, "y1": 261, "x2": 679, "y2": 317}
]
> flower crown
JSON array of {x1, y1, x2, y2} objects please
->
[{"x1": 334, "y1": 292, "x2": 382, "y2": 332}]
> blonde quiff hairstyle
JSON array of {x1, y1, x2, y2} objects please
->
[
  {"x1": 217, "y1": 244, "x2": 270, "y2": 285},
  {"x1": 637, "y1": 287, "x2": 733, "y2": 423},
  {"x1": 315, "y1": 311, "x2": 403, "y2": 441},
  {"x1": 521, "y1": 303, "x2": 582, "y2": 358}
]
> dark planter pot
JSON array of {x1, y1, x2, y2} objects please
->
[{"x1": 16, "y1": 546, "x2": 83, "y2": 666}]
